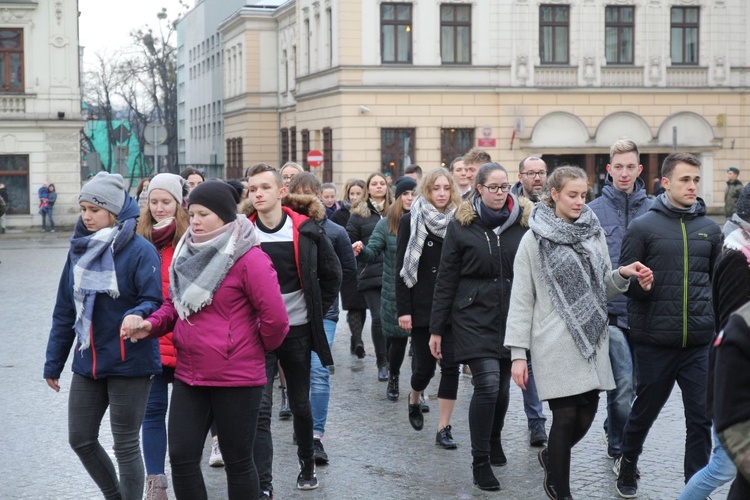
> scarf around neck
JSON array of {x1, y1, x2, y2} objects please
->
[
  {"x1": 70, "y1": 217, "x2": 137, "y2": 351},
  {"x1": 151, "y1": 217, "x2": 176, "y2": 251},
  {"x1": 400, "y1": 195, "x2": 456, "y2": 288},
  {"x1": 723, "y1": 214, "x2": 750, "y2": 265},
  {"x1": 658, "y1": 192, "x2": 698, "y2": 214},
  {"x1": 472, "y1": 193, "x2": 519, "y2": 234},
  {"x1": 529, "y1": 203, "x2": 609, "y2": 361},
  {"x1": 170, "y1": 215, "x2": 259, "y2": 319}
]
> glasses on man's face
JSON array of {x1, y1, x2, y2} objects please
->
[
  {"x1": 522, "y1": 171, "x2": 547, "y2": 178},
  {"x1": 481, "y1": 184, "x2": 511, "y2": 193},
  {"x1": 282, "y1": 175, "x2": 295, "y2": 181}
]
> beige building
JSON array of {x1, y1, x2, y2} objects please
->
[
  {"x1": 0, "y1": 0, "x2": 84, "y2": 229},
  {"x1": 213, "y1": 0, "x2": 750, "y2": 210}
]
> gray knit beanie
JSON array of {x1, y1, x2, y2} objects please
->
[
  {"x1": 79, "y1": 172, "x2": 126, "y2": 215},
  {"x1": 736, "y1": 183, "x2": 750, "y2": 222},
  {"x1": 147, "y1": 173, "x2": 185, "y2": 205}
]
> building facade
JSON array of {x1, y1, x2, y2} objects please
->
[
  {"x1": 210, "y1": 0, "x2": 750, "y2": 209},
  {"x1": 176, "y1": 0, "x2": 252, "y2": 167},
  {"x1": 0, "y1": 0, "x2": 84, "y2": 228}
]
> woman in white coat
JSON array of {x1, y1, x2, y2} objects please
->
[{"x1": 505, "y1": 166, "x2": 653, "y2": 500}]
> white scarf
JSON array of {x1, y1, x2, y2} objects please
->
[{"x1": 400, "y1": 195, "x2": 455, "y2": 288}]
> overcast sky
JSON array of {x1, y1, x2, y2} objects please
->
[{"x1": 78, "y1": 0, "x2": 192, "y2": 70}]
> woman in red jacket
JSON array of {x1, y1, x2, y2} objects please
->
[
  {"x1": 136, "y1": 173, "x2": 189, "y2": 499},
  {"x1": 122, "y1": 180, "x2": 289, "y2": 500}
]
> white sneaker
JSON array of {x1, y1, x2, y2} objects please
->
[{"x1": 209, "y1": 440, "x2": 224, "y2": 467}]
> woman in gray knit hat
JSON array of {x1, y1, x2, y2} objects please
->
[{"x1": 44, "y1": 171, "x2": 164, "y2": 499}]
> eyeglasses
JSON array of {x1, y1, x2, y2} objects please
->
[
  {"x1": 480, "y1": 184, "x2": 511, "y2": 193},
  {"x1": 521, "y1": 171, "x2": 547, "y2": 178},
  {"x1": 282, "y1": 175, "x2": 296, "y2": 181}
]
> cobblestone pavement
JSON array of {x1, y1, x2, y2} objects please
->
[{"x1": 0, "y1": 234, "x2": 730, "y2": 499}]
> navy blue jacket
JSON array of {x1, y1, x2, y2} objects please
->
[
  {"x1": 44, "y1": 196, "x2": 163, "y2": 380},
  {"x1": 620, "y1": 196, "x2": 722, "y2": 348},
  {"x1": 321, "y1": 217, "x2": 357, "y2": 322},
  {"x1": 588, "y1": 176, "x2": 653, "y2": 328}
]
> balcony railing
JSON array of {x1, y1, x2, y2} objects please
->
[
  {"x1": 601, "y1": 67, "x2": 643, "y2": 87},
  {"x1": 0, "y1": 94, "x2": 26, "y2": 114},
  {"x1": 535, "y1": 67, "x2": 577, "y2": 87},
  {"x1": 666, "y1": 67, "x2": 708, "y2": 87}
]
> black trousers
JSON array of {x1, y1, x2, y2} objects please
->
[
  {"x1": 466, "y1": 357, "x2": 512, "y2": 457},
  {"x1": 410, "y1": 327, "x2": 459, "y2": 399}
]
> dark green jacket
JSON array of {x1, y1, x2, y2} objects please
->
[{"x1": 725, "y1": 179, "x2": 743, "y2": 217}]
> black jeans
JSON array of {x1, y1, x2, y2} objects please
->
[
  {"x1": 467, "y1": 357, "x2": 512, "y2": 457},
  {"x1": 68, "y1": 373, "x2": 152, "y2": 500},
  {"x1": 411, "y1": 327, "x2": 459, "y2": 399},
  {"x1": 387, "y1": 337, "x2": 408, "y2": 377},
  {"x1": 362, "y1": 288, "x2": 387, "y2": 367},
  {"x1": 255, "y1": 324, "x2": 314, "y2": 494},
  {"x1": 621, "y1": 344, "x2": 711, "y2": 481},
  {"x1": 168, "y1": 380, "x2": 263, "y2": 500}
]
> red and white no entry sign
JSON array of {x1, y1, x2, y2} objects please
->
[{"x1": 307, "y1": 150, "x2": 324, "y2": 167}]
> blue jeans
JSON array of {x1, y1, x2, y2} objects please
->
[
  {"x1": 42, "y1": 207, "x2": 55, "y2": 231},
  {"x1": 523, "y1": 359, "x2": 547, "y2": 425},
  {"x1": 678, "y1": 426, "x2": 736, "y2": 499},
  {"x1": 142, "y1": 369, "x2": 173, "y2": 475},
  {"x1": 68, "y1": 373, "x2": 153, "y2": 500},
  {"x1": 310, "y1": 319, "x2": 336, "y2": 437},
  {"x1": 605, "y1": 325, "x2": 634, "y2": 456}
]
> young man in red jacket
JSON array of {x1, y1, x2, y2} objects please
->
[{"x1": 244, "y1": 163, "x2": 342, "y2": 497}]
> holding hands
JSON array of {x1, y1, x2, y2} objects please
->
[
  {"x1": 352, "y1": 241, "x2": 364, "y2": 256},
  {"x1": 618, "y1": 261, "x2": 654, "y2": 291},
  {"x1": 119, "y1": 314, "x2": 153, "y2": 343}
]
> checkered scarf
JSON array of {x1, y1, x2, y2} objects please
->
[
  {"x1": 530, "y1": 203, "x2": 609, "y2": 362},
  {"x1": 400, "y1": 195, "x2": 455, "y2": 288},
  {"x1": 170, "y1": 215, "x2": 258, "y2": 320},
  {"x1": 70, "y1": 218, "x2": 136, "y2": 351},
  {"x1": 723, "y1": 214, "x2": 750, "y2": 265}
]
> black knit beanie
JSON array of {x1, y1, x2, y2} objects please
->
[
  {"x1": 737, "y1": 183, "x2": 750, "y2": 222},
  {"x1": 188, "y1": 180, "x2": 240, "y2": 224},
  {"x1": 394, "y1": 176, "x2": 417, "y2": 200}
]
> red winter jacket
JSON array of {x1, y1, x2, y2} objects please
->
[
  {"x1": 147, "y1": 246, "x2": 289, "y2": 387},
  {"x1": 158, "y1": 244, "x2": 177, "y2": 369}
]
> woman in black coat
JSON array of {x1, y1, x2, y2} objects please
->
[
  {"x1": 430, "y1": 162, "x2": 533, "y2": 491},
  {"x1": 330, "y1": 179, "x2": 368, "y2": 356},
  {"x1": 346, "y1": 173, "x2": 393, "y2": 381},
  {"x1": 396, "y1": 168, "x2": 462, "y2": 446}
]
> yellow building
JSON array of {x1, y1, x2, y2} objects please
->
[{"x1": 206, "y1": 0, "x2": 750, "y2": 210}]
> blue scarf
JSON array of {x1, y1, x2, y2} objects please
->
[{"x1": 69, "y1": 217, "x2": 136, "y2": 351}]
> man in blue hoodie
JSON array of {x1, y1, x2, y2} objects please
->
[{"x1": 588, "y1": 140, "x2": 652, "y2": 463}]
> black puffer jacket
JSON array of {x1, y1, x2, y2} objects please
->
[
  {"x1": 430, "y1": 195, "x2": 533, "y2": 363},
  {"x1": 346, "y1": 200, "x2": 385, "y2": 292},
  {"x1": 620, "y1": 196, "x2": 721, "y2": 348}
]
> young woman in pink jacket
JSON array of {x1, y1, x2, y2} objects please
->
[{"x1": 122, "y1": 180, "x2": 289, "y2": 500}]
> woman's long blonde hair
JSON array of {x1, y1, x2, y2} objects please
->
[
  {"x1": 417, "y1": 167, "x2": 461, "y2": 212},
  {"x1": 137, "y1": 195, "x2": 189, "y2": 247}
]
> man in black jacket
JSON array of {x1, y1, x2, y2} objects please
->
[
  {"x1": 244, "y1": 163, "x2": 342, "y2": 496},
  {"x1": 615, "y1": 153, "x2": 722, "y2": 498}
]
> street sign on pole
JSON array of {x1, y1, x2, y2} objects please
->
[
  {"x1": 307, "y1": 149, "x2": 324, "y2": 168},
  {"x1": 145, "y1": 123, "x2": 168, "y2": 174}
]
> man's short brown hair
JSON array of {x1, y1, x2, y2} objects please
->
[
  {"x1": 246, "y1": 163, "x2": 283, "y2": 187},
  {"x1": 463, "y1": 148, "x2": 491, "y2": 166}
]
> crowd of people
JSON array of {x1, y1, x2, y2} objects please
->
[{"x1": 43, "y1": 142, "x2": 750, "y2": 499}]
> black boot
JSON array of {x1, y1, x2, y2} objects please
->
[
  {"x1": 386, "y1": 375, "x2": 399, "y2": 401},
  {"x1": 472, "y1": 456, "x2": 500, "y2": 491},
  {"x1": 278, "y1": 387, "x2": 292, "y2": 420},
  {"x1": 408, "y1": 393, "x2": 424, "y2": 431},
  {"x1": 489, "y1": 439, "x2": 507, "y2": 466},
  {"x1": 348, "y1": 312, "x2": 365, "y2": 358}
]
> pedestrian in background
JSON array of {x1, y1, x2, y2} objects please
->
[
  {"x1": 725, "y1": 167, "x2": 743, "y2": 218},
  {"x1": 135, "y1": 173, "x2": 189, "y2": 500},
  {"x1": 347, "y1": 172, "x2": 393, "y2": 382},
  {"x1": 122, "y1": 180, "x2": 289, "y2": 500},
  {"x1": 330, "y1": 179, "x2": 368, "y2": 358},
  {"x1": 396, "y1": 167, "x2": 461, "y2": 447},
  {"x1": 0, "y1": 181, "x2": 8, "y2": 233},
  {"x1": 506, "y1": 166, "x2": 652, "y2": 500},
  {"x1": 353, "y1": 176, "x2": 417, "y2": 401},
  {"x1": 431, "y1": 162, "x2": 534, "y2": 491},
  {"x1": 44, "y1": 172, "x2": 163, "y2": 500}
]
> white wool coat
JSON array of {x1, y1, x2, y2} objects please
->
[{"x1": 504, "y1": 230, "x2": 629, "y2": 401}]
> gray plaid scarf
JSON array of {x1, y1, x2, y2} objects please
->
[
  {"x1": 400, "y1": 195, "x2": 455, "y2": 288},
  {"x1": 70, "y1": 218, "x2": 136, "y2": 351},
  {"x1": 170, "y1": 215, "x2": 259, "y2": 319},
  {"x1": 529, "y1": 203, "x2": 609, "y2": 361}
]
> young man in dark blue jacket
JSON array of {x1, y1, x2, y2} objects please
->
[
  {"x1": 588, "y1": 140, "x2": 652, "y2": 462},
  {"x1": 615, "y1": 153, "x2": 722, "y2": 498}
]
